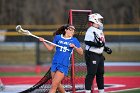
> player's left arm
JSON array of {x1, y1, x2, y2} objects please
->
[
  {"x1": 70, "y1": 38, "x2": 83, "y2": 55},
  {"x1": 70, "y1": 44, "x2": 83, "y2": 55},
  {"x1": 39, "y1": 37, "x2": 55, "y2": 51}
]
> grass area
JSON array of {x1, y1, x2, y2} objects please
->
[
  {"x1": 105, "y1": 72, "x2": 140, "y2": 76},
  {"x1": 74, "y1": 71, "x2": 140, "y2": 77},
  {"x1": 0, "y1": 50, "x2": 36, "y2": 65},
  {"x1": 0, "y1": 71, "x2": 140, "y2": 77},
  {"x1": 112, "y1": 88, "x2": 140, "y2": 93},
  {"x1": 0, "y1": 72, "x2": 45, "y2": 76},
  {"x1": 104, "y1": 50, "x2": 140, "y2": 62},
  {"x1": 0, "y1": 43, "x2": 140, "y2": 65}
]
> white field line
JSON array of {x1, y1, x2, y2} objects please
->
[
  {"x1": 0, "y1": 84, "x2": 127, "y2": 93},
  {"x1": 108, "y1": 87, "x2": 140, "y2": 93}
]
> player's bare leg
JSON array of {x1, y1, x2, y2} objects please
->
[
  {"x1": 51, "y1": 72, "x2": 66, "y2": 93},
  {"x1": 57, "y1": 83, "x2": 65, "y2": 93},
  {"x1": 49, "y1": 71, "x2": 65, "y2": 93},
  {"x1": 51, "y1": 72, "x2": 65, "y2": 93}
]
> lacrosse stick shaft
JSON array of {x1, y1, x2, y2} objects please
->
[
  {"x1": 16, "y1": 25, "x2": 69, "y2": 51},
  {"x1": 30, "y1": 34, "x2": 62, "y2": 48}
]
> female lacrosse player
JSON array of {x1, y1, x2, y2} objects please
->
[
  {"x1": 39, "y1": 24, "x2": 83, "y2": 93},
  {"x1": 84, "y1": 13, "x2": 112, "y2": 93}
]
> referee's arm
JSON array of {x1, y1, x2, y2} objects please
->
[{"x1": 85, "y1": 41, "x2": 104, "y2": 48}]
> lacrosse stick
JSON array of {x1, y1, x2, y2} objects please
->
[
  {"x1": 16, "y1": 25, "x2": 69, "y2": 51},
  {"x1": 93, "y1": 32, "x2": 102, "y2": 43}
]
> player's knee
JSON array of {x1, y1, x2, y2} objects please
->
[{"x1": 51, "y1": 83, "x2": 58, "y2": 90}]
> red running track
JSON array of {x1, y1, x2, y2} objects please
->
[{"x1": 0, "y1": 76, "x2": 140, "y2": 92}]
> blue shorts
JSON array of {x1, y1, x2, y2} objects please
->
[{"x1": 51, "y1": 63, "x2": 69, "y2": 76}]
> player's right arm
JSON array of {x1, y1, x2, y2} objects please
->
[{"x1": 39, "y1": 37, "x2": 55, "y2": 51}]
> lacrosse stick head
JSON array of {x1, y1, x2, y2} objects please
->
[{"x1": 16, "y1": 25, "x2": 31, "y2": 35}]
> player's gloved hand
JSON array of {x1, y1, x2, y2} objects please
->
[
  {"x1": 97, "y1": 41, "x2": 105, "y2": 47},
  {"x1": 104, "y1": 46, "x2": 112, "y2": 54}
]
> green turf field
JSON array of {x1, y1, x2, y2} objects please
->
[
  {"x1": 0, "y1": 71, "x2": 140, "y2": 76},
  {"x1": 0, "y1": 43, "x2": 140, "y2": 65},
  {"x1": 105, "y1": 72, "x2": 140, "y2": 76}
]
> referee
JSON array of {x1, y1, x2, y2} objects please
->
[{"x1": 84, "y1": 13, "x2": 112, "y2": 93}]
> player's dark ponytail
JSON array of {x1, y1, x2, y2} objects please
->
[{"x1": 53, "y1": 24, "x2": 70, "y2": 36}]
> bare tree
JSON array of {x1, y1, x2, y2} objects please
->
[{"x1": 0, "y1": 0, "x2": 139, "y2": 24}]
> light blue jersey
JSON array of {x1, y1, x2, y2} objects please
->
[{"x1": 51, "y1": 34, "x2": 81, "y2": 75}]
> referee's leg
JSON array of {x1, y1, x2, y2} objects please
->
[
  {"x1": 85, "y1": 51, "x2": 98, "y2": 91},
  {"x1": 96, "y1": 55, "x2": 105, "y2": 93}
]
